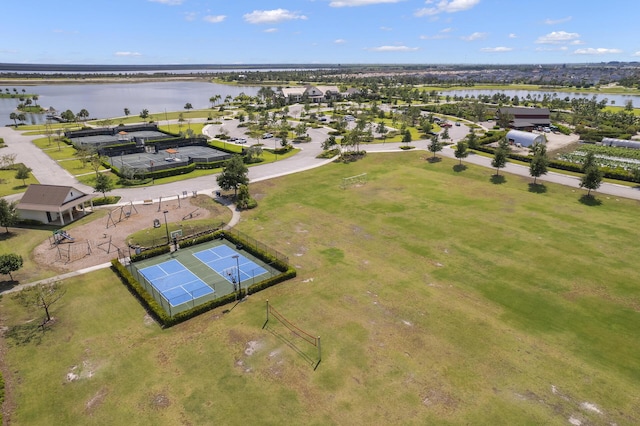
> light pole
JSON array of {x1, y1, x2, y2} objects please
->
[
  {"x1": 163, "y1": 210, "x2": 170, "y2": 244},
  {"x1": 232, "y1": 254, "x2": 241, "y2": 297}
]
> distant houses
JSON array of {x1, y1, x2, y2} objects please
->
[{"x1": 279, "y1": 85, "x2": 358, "y2": 104}]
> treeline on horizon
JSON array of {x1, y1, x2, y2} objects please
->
[{"x1": 1, "y1": 62, "x2": 640, "y2": 88}]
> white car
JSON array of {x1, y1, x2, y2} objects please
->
[
  {"x1": 262, "y1": 133, "x2": 273, "y2": 139},
  {"x1": 236, "y1": 138, "x2": 247, "y2": 144}
]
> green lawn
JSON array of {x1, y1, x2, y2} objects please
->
[
  {"x1": 1, "y1": 152, "x2": 639, "y2": 425},
  {"x1": 0, "y1": 168, "x2": 38, "y2": 197}
]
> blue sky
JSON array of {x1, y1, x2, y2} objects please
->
[{"x1": 1, "y1": 0, "x2": 638, "y2": 65}]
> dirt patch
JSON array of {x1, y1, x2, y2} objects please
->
[
  {"x1": 85, "y1": 387, "x2": 108, "y2": 415},
  {"x1": 31, "y1": 196, "x2": 222, "y2": 274}
]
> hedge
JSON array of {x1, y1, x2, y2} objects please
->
[
  {"x1": 114, "y1": 232, "x2": 296, "y2": 327},
  {"x1": 472, "y1": 147, "x2": 637, "y2": 182}
]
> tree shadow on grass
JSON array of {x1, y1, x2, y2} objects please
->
[
  {"x1": 528, "y1": 183, "x2": 547, "y2": 193},
  {"x1": 0, "y1": 279, "x2": 18, "y2": 294},
  {"x1": 452, "y1": 164, "x2": 467, "y2": 173},
  {"x1": 427, "y1": 156, "x2": 442, "y2": 163},
  {"x1": 490, "y1": 174, "x2": 506, "y2": 184},
  {"x1": 0, "y1": 231, "x2": 17, "y2": 242},
  {"x1": 579, "y1": 194, "x2": 602, "y2": 206},
  {"x1": 4, "y1": 322, "x2": 48, "y2": 346}
]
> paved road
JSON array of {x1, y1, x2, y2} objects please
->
[{"x1": 3, "y1": 119, "x2": 640, "y2": 204}]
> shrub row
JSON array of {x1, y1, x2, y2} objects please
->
[
  {"x1": 92, "y1": 196, "x2": 122, "y2": 206},
  {"x1": 110, "y1": 162, "x2": 197, "y2": 180},
  {"x1": 472, "y1": 147, "x2": 638, "y2": 182},
  {"x1": 130, "y1": 245, "x2": 171, "y2": 261}
]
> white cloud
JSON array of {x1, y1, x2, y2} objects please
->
[
  {"x1": 535, "y1": 31, "x2": 580, "y2": 44},
  {"x1": 461, "y1": 32, "x2": 486, "y2": 41},
  {"x1": 535, "y1": 46, "x2": 568, "y2": 52},
  {"x1": 574, "y1": 47, "x2": 623, "y2": 55},
  {"x1": 441, "y1": 27, "x2": 453, "y2": 33},
  {"x1": 480, "y1": 46, "x2": 512, "y2": 52},
  {"x1": 380, "y1": 26, "x2": 393, "y2": 31},
  {"x1": 329, "y1": 0, "x2": 405, "y2": 7},
  {"x1": 243, "y1": 9, "x2": 307, "y2": 24},
  {"x1": 633, "y1": 51, "x2": 640, "y2": 57},
  {"x1": 203, "y1": 15, "x2": 226, "y2": 23},
  {"x1": 508, "y1": 33, "x2": 517, "y2": 38},
  {"x1": 148, "y1": 0, "x2": 184, "y2": 5},
  {"x1": 368, "y1": 45, "x2": 419, "y2": 52},
  {"x1": 334, "y1": 39, "x2": 347, "y2": 44},
  {"x1": 115, "y1": 52, "x2": 142, "y2": 57},
  {"x1": 264, "y1": 28, "x2": 278, "y2": 33},
  {"x1": 184, "y1": 12, "x2": 197, "y2": 21},
  {"x1": 544, "y1": 16, "x2": 572, "y2": 25},
  {"x1": 415, "y1": 0, "x2": 481, "y2": 17}
]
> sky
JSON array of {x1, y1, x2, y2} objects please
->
[{"x1": 1, "y1": 0, "x2": 639, "y2": 66}]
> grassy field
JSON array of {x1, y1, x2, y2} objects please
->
[
  {"x1": 0, "y1": 168, "x2": 39, "y2": 197},
  {"x1": 1, "y1": 152, "x2": 639, "y2": 425}
]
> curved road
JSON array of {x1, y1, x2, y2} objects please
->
[{"x1": 2, "y1": 118, "x2": 640, "y2": 204}]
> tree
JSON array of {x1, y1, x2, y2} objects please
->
[
  {"x1": 454, "y1": 140, "x2": 468, "y2": 165},
  {"x1": 428, "y1": 134, "x2": 442, "y2": 158},
  {"x1": 216, "y1": 155, "x2": 249, "y2": 198},
  {"x1": 93, "y1": 173, "x2": 114, "y2": 198},
  {"x1": 124, "y1": 107, "x2": 130, "y2": 116},
  {"x1": 14, "y1": 281, "x2": 66, "y2": 323},
  {"x1": 441, "y1": 127, "x2": 450, "y2": 141},
  {"x1": 402, "y1": 129, "x2": 412, "y2": 145},
  {"x1": 580, "y1": 164, "x2": 603, "y2": 196},
  {"x1": 0, "y1": 253, "x2": 23, "y2": 281},
  {"x1": 61, "y1": 109, "x2": 75, "y2": 122},
  {"x1": 76, "y1": 109, "x2": 90, "y2": 121},
  {"x1": 235, "y1": 184, "x2": 254, "y2": 209},
  {"x1": 9, "y1": 112, "x2": 18, "y2": 127},
  {"x1": 0, "y1": 198, "x2": 19, "y2": 233},
  {"x1": 184, "y1": 102, "x2": 193, "y2": 112},
  {"x1": 15, "y1": 164, "x2": 32, "y2": 185},
  {"x1": 139, "y1": 109, "x2": 149, "y2": 122},
  {"x1": 322, "y1": 135, "x2": 337, "y2": 151},
  {"x1": 491, "y1": 139, "x2": 509, "y2": 175},
  {"x1": 529, "y1": 142, "x2": 548, "y2": 184},
  {"x1": 464, "y1": 131, "x2": 478, "y2": 149},
  {"x1": 376, "y1": 121, "x2": 388, "y2": 143}
]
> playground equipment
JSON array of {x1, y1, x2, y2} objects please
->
[
  {"x1": 52, "y1": 229, "x2": 74, "y2": 245},
  {"x1": 105, "y1": 201, "x2": 139, "y2": 229}
]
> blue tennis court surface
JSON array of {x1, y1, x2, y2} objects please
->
[
  {"x1": 139, "y1": 259, "x2": 214, "y2": 306},
  {"x1": 194, "y1": 246, "x2": 267, "y2": 283}
]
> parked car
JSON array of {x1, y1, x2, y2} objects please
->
[
  {"x1": 441, "y1": 122, "x2": 453, "y2": 128},
  {"x1": 237, "y1": 138, "x2": 247, "y2": 144},
  {"x1": 262, "y1": 133, "x2": 273, "y2": 139},
  {"x1": 455, "y1": 122, "x2": 461, "y2": 127}
]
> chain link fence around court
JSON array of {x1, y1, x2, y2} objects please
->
[
  {"x1": 122, "y1": 236, "x2": 285, "y2": 317},
  {"x1": 222, "y1": 228, "x2": 290, "y2": 266},
  {"x1": 125, "y1": 261, "x2": 218, "y2": 317}
]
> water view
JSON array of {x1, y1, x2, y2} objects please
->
[
  {"x1": 0, "y1": 81, "x2": 261, "y2": 126},
  {"x1": 2, "y1": 81, "x2": 640, "y2": 127}
]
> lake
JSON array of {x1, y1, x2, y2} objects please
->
[
  {"x1": 0, "y1": 81, "x2": 261, "y2": 126},
  {"x1": 2, "y1": 82, "x2": 639, "y2": 127}
]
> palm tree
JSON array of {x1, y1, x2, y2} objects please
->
[{"x1": 9, "y1": 112, "x2": 18, "y2": 127}]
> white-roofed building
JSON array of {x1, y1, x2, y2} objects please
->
[
  {"x1": 279, "y1": 85, "x2": 341, "y2": 104},
  {"x1": 506, "y1": 130, "x2": 545, "y2": 148}
]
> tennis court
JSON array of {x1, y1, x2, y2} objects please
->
[
  {"x1": 129, "y1": 239, "x2": 280, "y2": 316},
  {"x1": 193, "y1": 245, "x2": 268, "y2": 284},
  {"x1": 138, "y1": 259, "x2": 214, "y2": 307}
]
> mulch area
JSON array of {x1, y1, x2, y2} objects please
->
[{"x1": 32, "y1": 197, "x2": 215, "y2": 274}]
